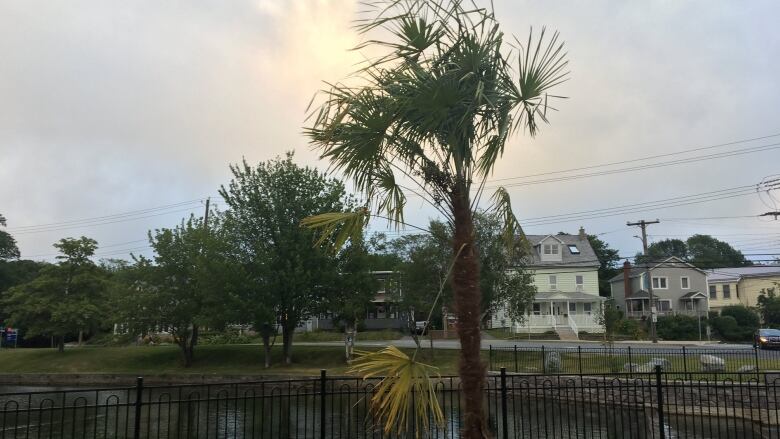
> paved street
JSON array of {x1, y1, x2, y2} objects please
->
[{"x1": 296, "y1": 335, "x2": 753, "y2": 351}]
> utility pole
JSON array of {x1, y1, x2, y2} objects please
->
[
  {"x1": 761, "y1": 211, "x2": 780, "y2": 220},
  {"x1": 203, "y1": 197, "x2": 211, "y2": 230},
  {"x1": 627, "y1": 219, "x2": 660, "y2": 343}
]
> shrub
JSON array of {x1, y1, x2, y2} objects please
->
[
  {"x1": 656, "y1": 315, "x2": 705, "y2": 340},
  {"x1": 711, "y1": 315, "x2": 747, "y2": 341},
  {"x1": 720, "y1": 305, "x2": 760, "y2": 329},
  {"x1": 616, "y1": 319, "x2": 645, "y2": 339},
  {"x1": 199, "y1": 331, "x2": 255, "y2": 345}
]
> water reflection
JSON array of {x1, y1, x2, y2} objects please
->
[{"x1": 0, "y1": 384, "x2": 772, "y2": 438}]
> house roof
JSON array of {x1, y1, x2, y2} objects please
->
[
  {"x1": 521, "y1": 234, "x2": 600, "y2": 268},
  {"x1": 706, "y1": 265, "x2": 780, "y2": 283},
  {"x1": 680, "y1": 291, "x2": 706, "y2": 300},
  {"x1": 625, "y1": 290, "x2": 651, "y2": 299},
  {"x1": 608, "y1": 256, "x2": 704, "y2": 282}
]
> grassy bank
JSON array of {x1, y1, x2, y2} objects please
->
[{"x1": 0, "y1": 344, "x2": 466, "y2": 376}]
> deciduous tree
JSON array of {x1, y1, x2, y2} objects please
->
[
  {"x1": 0, "y1": 214, "x2": 20, "y2": 260},
  {"x1": 2, "y1": 237, "x2": 107, "y2": 351},
  {"x1": 219, "y1": 154, "x2": 349, "y2": 365}
]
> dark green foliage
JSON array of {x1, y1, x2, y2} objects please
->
[
  {"x1": 712, "y1": 305, "x2": 759, "y2": 341},
  {"x1": 0, "y1": 214, "x2": 20, "y2": 260},
  {"x1": 111, "y1": 214, "x2": 241, "y2": 367},
  {"x1": 2, "y1": 237, "x2": 109, "y2": 351},
  {"x1": 758, "y1": 284, "x2": 780, "y2": 326},
  {"x1": 219, "y1": 153, "x2": 353, "y2": 366},
  {"x1": 599, "y1": 299, "x2": 624, "y2": 340},
  {"x1": 587, "y1": 235, "x2": 620, "y2": 296},
  {"x1": 656, "y1": 315, "x2": 705, "y2": 340},
  {"x1": 636, "y1": 235, "x2": 750, "y2": 269}
]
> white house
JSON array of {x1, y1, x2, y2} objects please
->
[{"x1": 490, "y1": 228, "x2": 605, "y2": 338}]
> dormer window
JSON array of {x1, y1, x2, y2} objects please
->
[
  {"x1": 543, "y1": 244, "x2": 559, "y2": 255},
  {"x1": 567, "y1": 244, "x2": 580, "y2": 254}
]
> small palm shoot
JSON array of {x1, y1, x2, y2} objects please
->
[{"x1": 349, "y1": 346, "x2": 444, "y2": 436}]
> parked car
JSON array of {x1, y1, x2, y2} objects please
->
[
  {"x1": 414, "y1": 321, "x2": 429, "y2": 335},
  {"x1": 754, "y1": 328, "x2": 780, "y2": 349}
]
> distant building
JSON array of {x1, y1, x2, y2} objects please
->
[
  {"x1": 305, "y1": 271, "x2": 407, "y2": 332},
  {"x1": 490, "y1": 228, "x2": 605, "y2": 339},
  {"x1": 610, "y1": 257, "x2": 708, "y2": 319},
  {"x1": 706, "y1": 265, "x2": 780, "y2": 312}
]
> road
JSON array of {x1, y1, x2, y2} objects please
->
[{"x1": 296, "y1": 336, "x2": 754, "y2": 351}]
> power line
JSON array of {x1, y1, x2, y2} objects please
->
[
  {"x1": 484, "y1": 142, "x2": 780, "y2": 189},
  {"x1": 8, "y1": 199, "x2": 205, "y2": 231},
  {"x1": 489, "y1": 132, "x2": 780, "y2": 183},
  {"x1": 9, "y1": 206, "x2": 204, "y2": 235}
]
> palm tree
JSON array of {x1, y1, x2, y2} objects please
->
[{"x1": 304, "y1": 1, "x2": 568, "y2": 436}]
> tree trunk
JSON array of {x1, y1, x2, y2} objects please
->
[
  {"x1": 78, "y1": 330, "x2": 83, "y2": 346},
  {"x1": 260, "y1": 323, "x2": 273, "y2": 368},
  {"x1": 57, "y1": 336, "x2": 65, "y2": 353},
  {"x1": 282, "y1": 322, "x2": 293, "y2": 365},
  {"x1": 451, "y1": 192, "x2": 488, "y2": 438}
]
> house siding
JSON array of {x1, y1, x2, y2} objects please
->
[
  {"x1": 707, "y1": 281, "x2": 741, "y2": 311},
  {"x1": 531, "y1": 267, "x2": 600, "y2": 295},
  {"x1": 739, "y1": 277, "x2": 780, "y2": 307}
]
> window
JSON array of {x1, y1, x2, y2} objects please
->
[
  {"x1": 569, "y1": 302, "x2": 577, "y2": 314},
  {"x1": 659, "y1": 300, "x2": 672, "y2": 312},
  {"x1": 575, "y1": 275, "x2": 584, "y2": 291},
  {"x1": 723, "y1": 284, "x2": 731, "y2": 299},
  {"x1": 532, "y1": 303, "x2": 541, "y2": 315},
  {"x1": 680, "y1": 277, "x2": 690, "y2": 289},
  {"x1": 551, "y1": 245, "x2": 559, "y2": 255},
  {"x1": 583, "y1": 303, "x2": 592, "y2": 314},
  {"x1": 567, "y1": 244, "x2": 580, "y2": 254},
  {"x1": 543, "y1": 244, "x2": 552, "y2": 255},
  {"x1": 709, "y1": 285, "x2": 717, "y2": 299},
  {"x1": 549, "y1": 275, "x2": 558, "y2": 290},
  {"x1": 652, "y1": 277, "x2": 668, "y2": 289}
]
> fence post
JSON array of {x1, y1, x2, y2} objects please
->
[
  {"x1": 133, "y1": 377, "x2": 144, "y2": 439},
  {"x1": 754, "y1": 346, "x2": 760, "y2": 374},
  {"x1": 489, "y1": 345, "x2": 493, "y2": 370},
  {"x1": 320, "y1": 369, "x2": 327, "y2": 439},
  {"x1": 577, "y1": 346, "x2": 583, "y2": 375},
  {"x1": 628, "y1": 346, "x2": 633, "y2": 378},
  {"x1": 654, "y1": 365, "x2": 666, "y2": 439},
  {"x1": 514, "y1": 345, "x2": 518, "y2": 373},
  {"x1": 682, "y1": 346, "x2": 688, "y2": 380},
  {"x1": 500, "y1": 367, "x2": 509, "y2": 439},
  {"x1": 541, "y1": 345, "x2": 546, "y2": 374}
]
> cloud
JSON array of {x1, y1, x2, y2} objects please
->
[{"x1": 1, "y1": 0, "x2": 779, "y2": 261}]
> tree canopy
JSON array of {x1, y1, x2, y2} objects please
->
[
  {"x1": 0, "y1": 213, "x2": 20, "y2": 260},
  {"x1": 2, "y1": 237, "x2": 108, "y2": 351},
  {"x1": 219, "y1": 153, "x2": 358, "y2": 365},
  {"x1": 637, "y1": 235, "x2": 751, "y2": 269}
]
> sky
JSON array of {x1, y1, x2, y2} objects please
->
[{"x1": 1, "y1": 0, "x2": 779, "y2": 263}]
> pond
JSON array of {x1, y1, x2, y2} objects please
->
[{"x1": 0, "y1": 384, "x2": 773, "y2": 438}]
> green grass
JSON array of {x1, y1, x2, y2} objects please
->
[
  {"x1": 484, "y1": 328, "x2": 559, "y2": 341},
  {"x1": 0, "y1": 344, "x2": 465, "y2": 376},
  {"x1": 295, "y1": 330, "x2": 403, "y2": 343}
]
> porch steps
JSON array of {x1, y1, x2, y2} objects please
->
[{"x1": 555, "y1": 326, "x2": 579, "y2": 341}]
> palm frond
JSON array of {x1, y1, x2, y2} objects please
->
[
  {"x1": 515, "y1": 27, "x2": 569, "y2": 136},
  {"x1": 489, "y1": 187, "x2": 531, "y2": 257},
  {"x1": 349, "y1": 346, "x2": 444, "y2": 435},
  {"x1": 300, "y1": 209, "x2": 370, "y2": 251}
]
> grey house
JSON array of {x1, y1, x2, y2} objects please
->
[{"x1": 610, "y1": 257, "x2": 708, "y2": 318}]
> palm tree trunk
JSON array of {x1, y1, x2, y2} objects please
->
[{"x1": 451, "y1": 193, "x2": 488, "y2": 438}]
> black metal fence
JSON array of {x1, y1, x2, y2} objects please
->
[
  {"x1": 3, "y1": 369, "x2": 780, "y2": 438},
  {"x1": 489, "y1": 345, "x2": 780, "y2": 377}
]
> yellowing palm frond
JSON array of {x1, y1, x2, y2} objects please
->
[
  {"x1": 300, "y1": 209, "x2": 369, "y2": 251},
  {"x1": 349, "y1": 346, "x2": 444, "y2": 436}
]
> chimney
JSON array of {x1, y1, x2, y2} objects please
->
[
  {"x1": 623, "y1": 260, "x2": 632, "y2": 298},
  {"x1": 578, "y1": 226, "x2": 586, "y2": 241}
]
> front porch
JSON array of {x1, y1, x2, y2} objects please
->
[
  {"x1": 508, "y1": 292, "x2": 606, "y2": 335},
  {"x1": 625, "y1": 291, "x2": 707, "y2": 319}
]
